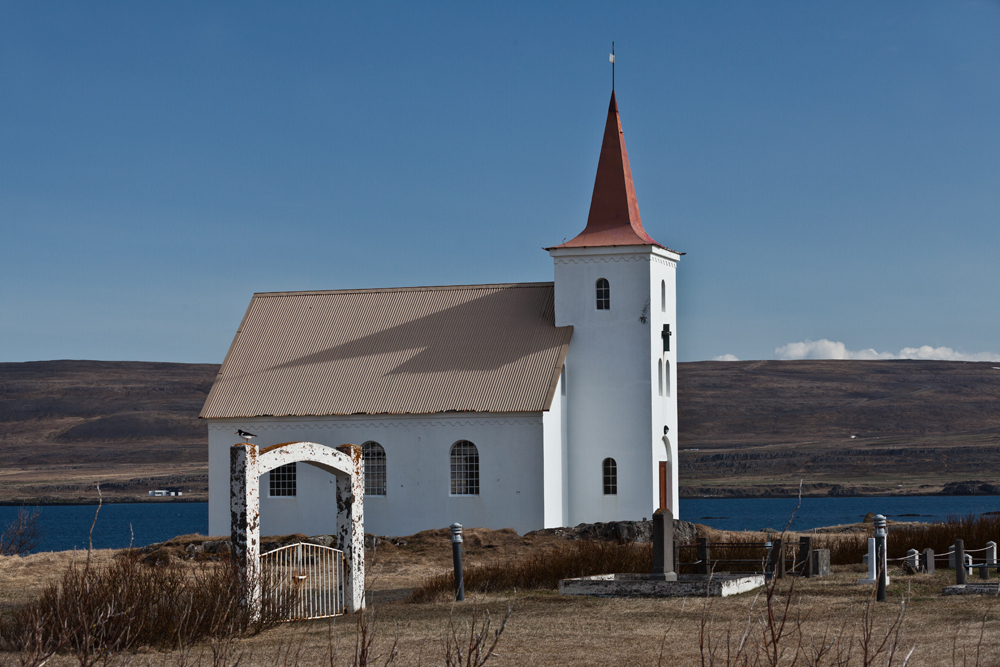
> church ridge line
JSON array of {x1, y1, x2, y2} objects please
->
[{"x1": 251, "y1": 281, "x2": 556, "y2": 298}]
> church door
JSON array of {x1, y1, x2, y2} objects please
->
[{"x1": 658, "y1": 462, "x2": 667, "y2": 509}]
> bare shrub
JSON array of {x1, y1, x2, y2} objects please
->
[
  {"x1": 408, "y1": 539, "x2": 651, "y2": 601},
  {"x1": 0, "y1": 551, "x2": 291, "y2": 662},
  {"x1": 0, "y1": 508, "x2": 41, "y2": 556},
  {"x1": 443, "y1": 597, "x2": 513, "y2": 667}
]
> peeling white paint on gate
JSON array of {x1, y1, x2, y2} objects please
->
[{"x1": 231, "y1": 441, "x2": 365, "y2": 614}]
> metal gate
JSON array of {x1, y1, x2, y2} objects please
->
[{"x1": 260, "y1": 542, "x2": 345, "y2": 621}]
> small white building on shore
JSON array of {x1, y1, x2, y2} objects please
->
[{"x1": 201, "y1": 91, "x2": 682, "y2": 537}]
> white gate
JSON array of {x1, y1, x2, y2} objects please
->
[{"x1": 261, "y1": 543, "x2": 345, "y2": 621}]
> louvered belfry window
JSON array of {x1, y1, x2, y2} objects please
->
[
  {"x1": 362, "y1": 441, "x2": 387, "y2": 496},
  {"x1": 269, "y1": 463, "x2": 296, "y2": 497},
  {"x1": 451, "y1": 440, "x2": 480, "y2": 495},
  {"x1": 602, "y1": 458, "x2": 617, "y2": 495},
  {"x1": 596, "y1": 278, "x2": 610, "y2": 310}
]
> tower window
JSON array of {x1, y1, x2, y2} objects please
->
[
  {"x1": 362, "y1": 441, "x2": 386, "y2": 496},
  {"x1": 596, "y1": 278, "x2": 610, "y2": 310},
  {"x1": 661, "y1": 280, "x2": 666, "y2": 312},
  {"x1": 561, "y1": 365, "x2": 567, "y2": 396},
  {"x1": 450, "y1": 440, "x2": 479, "y2": 495},
  {"x1": 602, "y1": 458, "x2": 617, "y2": 495},
  {"x1": 665, "y1": 360, "x2": 671, "y2": 397},
  {"x1": 658, "y1": 359, "x2": 664, "y2": 396},
  {"x1": 269, "y1": 463, "x2": 296, "y2": 497}
]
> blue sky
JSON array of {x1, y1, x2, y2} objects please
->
[{"x1": 2, "y1": 2, "x2": 998, "y2": 364}]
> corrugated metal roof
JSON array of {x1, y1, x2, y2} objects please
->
[{"x1": 200, "y1": 283, "x2": 573, "y2": 419}]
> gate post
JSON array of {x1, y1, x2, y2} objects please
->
[
  {"x1": 230, "y1": 444, "x2": 261, "y2": 621},
  {"x1": 336, "y1": 445, "x2": 365, "y2": 614}
]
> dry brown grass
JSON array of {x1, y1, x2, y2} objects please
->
[
  {"x1": 5, "y1": 567, "x2": 983, "y2": 666},
  {"x1": 6, "y1": 521, "x2": 1000, "y2": 666}
]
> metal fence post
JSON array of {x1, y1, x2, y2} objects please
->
[
  {"x1": 875, "y1": 514, "x2": 887, "y2": 602},
  {"x1": 768, "y1": 538, "x2": 784, "y2": 579},
  {"x1": 451, "y1": 523, "x2": 465, "y2": 601},
  {"x1": 800, "y1": 536, "x2": 813, "y2": 578},
  {"x1": 955, "y1": 539, "x2": 967, "y2": 586},
  {"x1": 696, "y1": 537, "x2": 710, "y2": 575}
]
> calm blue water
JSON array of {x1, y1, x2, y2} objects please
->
[
  {"x1": 4, "y1": 497, "x2": 1000, "y2": 553},
  {"x1": 0, "y1": 503, "x2": 209, "y2": 553},
  {"x1": 681, "y1": 496, "x2": 1000, "y2": 533}
]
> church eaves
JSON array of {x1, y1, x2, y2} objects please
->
[{"x1": 547, "y1": 91, "x2": 680, "y2": 253}]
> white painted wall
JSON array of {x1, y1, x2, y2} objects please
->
[
  {"x1": 207, "y1": 412, "x2": 547, "y2": 538},
  {"x1": 550, "y1": 245, "x2": 681, "y2": 524},
  {"x1": 541, "y1": 373, "x2": 567, "y2": 528}
]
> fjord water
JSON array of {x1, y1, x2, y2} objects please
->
[
  {"x1": 4, "y1": 496, "x2": 1000, "y2": 553},
  {"x1": 1, "y1": 503, "x2": 209, "y2": 553},
  {"x1": 683, "y1": 495, "x2": 1000, "y2": 533}
]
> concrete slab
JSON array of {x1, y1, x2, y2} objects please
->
[
  {"x1": 559, "y1": 573, "x2": 765, "y2": 598},
  {"x1": 943, "y1": 583, "x2": 1000, "y2": 595}
]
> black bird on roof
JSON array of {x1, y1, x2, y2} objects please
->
[{"x1": 236, "y1": 429, "x2": 257, "y2": 443}]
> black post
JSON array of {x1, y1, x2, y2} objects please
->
[
  {"x1": 955, "y1": 539, "x2": 967, "y2": 585},
  {"x1": 800, "y1": 536, "x2": 813, "y2": 578},
  {"x1": 875, "y1": 514, "x2": 887, "y2": 602},
  {"x1": 451, "y1": 523, "x2": 465, "y2": 601},
  {"x1": 768, "y1": 538, "x2": 785, "y2": 579},
  {"x1": 696, "y1": 537, "x2": 710, "y2": 576}
]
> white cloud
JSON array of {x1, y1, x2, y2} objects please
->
[
  {"x1": 775, "y1": 339, "x2": 1000, "y2": 362},
  {"x1": 713, "y1": 354, "x2": 740, "y2": 362}
]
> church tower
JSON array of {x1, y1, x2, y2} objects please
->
[{"x1": 546, "y1": 91, "x2": 682, "y2": 524}]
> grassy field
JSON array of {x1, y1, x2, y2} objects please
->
[{"x1": 5, "y1": 525, "x2": 1000, "y2": 666}]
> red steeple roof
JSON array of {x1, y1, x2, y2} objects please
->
[{"x1": 547, "y1": 91, "x2": 671, "y2": 251}]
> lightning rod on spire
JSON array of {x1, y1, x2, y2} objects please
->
[{"x1": 610, "y1": 41, "x2": 615, "y2": 91}]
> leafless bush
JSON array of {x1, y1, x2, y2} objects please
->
[
  {"x1": 408, "y1": 539, "x2": 650, "y2": 601},
  {"x1": 443, "y1": 597, "x2": 513, "y2": 667},
  {"x1": 0, "y1": 508, "x2": 40, "y2": 556},
  {"x1": 0, "y1": 551, "x2": 291, "y2": 663}
]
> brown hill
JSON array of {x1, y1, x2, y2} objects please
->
[
  {"x1": 0, "y1": 360, "x2": 217, "y2": 503},
  {"x1": 1, "y1": 358, "x2": 998, "y2": 503},
  {"x1": 678, "y1": 359, "x2": 1000, "y2": 497}
]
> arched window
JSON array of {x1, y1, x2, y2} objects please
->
[
  {"x1": 602, "y1": 458, "x2": 617, "y2": 495},
  {"x1": 661, "y1": 280, "x2": 666, "y2": 312},
  {"x1": 658, "y1": 359, "x2": 664, "y2": 396},
  {"x1": 596, "y1": 278, "x2": 610, "y2": 310},
  {"x1": 269, "y1": 463, "x2": 296, "y2": 497},
  {"x1": 450, "y1": 440, "x2": 479, "y2": 495},
  {"x1": 664, "y1": 360, "x2": 671, "y2": 397},
  {"x1": 362, "y1": 441, "x2": 386, "y2": 496}
]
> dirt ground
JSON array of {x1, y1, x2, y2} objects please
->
[{"x1": 4, "y1": 528, "x2": 1000, "y2": 666}]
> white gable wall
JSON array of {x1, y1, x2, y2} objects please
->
[
  {"x1": 207, "y1": 412, "x2": 550, "y2": 538},
  {"x1": 551, "y1": 245, "x2": 681, "y2": 524},
  {"x1": 541, "y1": 372, "x2": 568, "y2": 528}
]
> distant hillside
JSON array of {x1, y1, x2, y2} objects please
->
[
  {"x1": 678, "y1": 360, "x2": 1000, "y2": 497},
  {"x1": 1, "y1": 359, "x2": 998, "y2": 502},
  {"x1": 0, "y1": 360, "x2": 217, "y2": 503}
]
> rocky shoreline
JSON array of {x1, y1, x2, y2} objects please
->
[{"x1": 680, "y1": 480, "x2": 1000, "y2": 499}]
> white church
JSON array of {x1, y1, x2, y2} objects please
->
[{"x1": 202, "y1": 91, "x2": 683, "y2": 537}]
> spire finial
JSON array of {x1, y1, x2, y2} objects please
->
[{"x1": 610, "y1": 42, "x2": 615, "y2": 91}]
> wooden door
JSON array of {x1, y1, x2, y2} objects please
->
[{"x1": 658, "y1": 462, "x2": 667, "y2": 509}]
